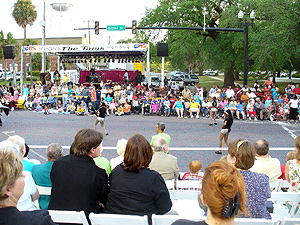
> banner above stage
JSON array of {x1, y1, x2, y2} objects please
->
[{"x1": 23, "y1": 43, "x2": 148, "y2": 53}]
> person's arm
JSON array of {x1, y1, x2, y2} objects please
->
[
  {"x1": 285, "y1": 161, "x2": 290, "y2": 183},
  {"x1": 153, "y1": 174, "x2": 172, "y2": 214},
  {"x1": 172, "y1": 102, "x2": 177, "y2": 110},
  {"x1": 31, "y1": 189, "x2": 39, "y2": 201},
  {"x1": 222, "y1": 120, "x2": 228, "y2": 129}
]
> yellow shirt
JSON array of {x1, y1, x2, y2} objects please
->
[{"x1": 190, "y1": 102, "x2": 200, "y2": 109}]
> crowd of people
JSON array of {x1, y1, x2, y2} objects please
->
[
  {"x1": 0, "y1": 125, "x2": 299, "y2": 225},
  {"x1": 0, "y1": 76, "x2": 299, "y2": 124}
]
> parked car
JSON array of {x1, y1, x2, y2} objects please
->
[
  {"x1": 203, "y1": 69, "x2": 217, "y2": 76},
  {"x1": 168, "y1": 76, "x2": 184, "y2": 89},
  {"x1": 181, "y1": 74, "x2": 199, "y2": 86}
]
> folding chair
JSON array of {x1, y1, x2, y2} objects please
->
[
  {"x1": 89, "y1": 213, "x2": 148, "y2": 225},
  {"x1": 48, "y1": 210, "x2": 89, "y2": 225}
]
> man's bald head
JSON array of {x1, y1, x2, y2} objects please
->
[
  {"x1": 254, "y1": 139, "x2": 269, "y2": 156},
  {"x1": 153, "y1": 137, "x2": 168, "y2": 153}
]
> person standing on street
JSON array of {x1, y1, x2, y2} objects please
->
[
  {"x1": 95, "y1": 103, "x2": 108, "y2": 135},
  {"x1": 216, "y1": 109, "x2": 233, "y2": 154}
]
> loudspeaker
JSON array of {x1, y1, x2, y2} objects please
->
[
  {"x1": 157, "y1": 43, "x2": 168, "y2": 57},
  {"x1": 3, "y1": 46, "x2": 15, "y2": 59}
]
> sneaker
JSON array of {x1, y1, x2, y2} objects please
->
[
  {"x1": 209, "y1": 124, "x2": 213, "y2": 126},
  {"x1": 214, "y1": 123, "x2": 217, "y2": 125},
  {"x1": 254, "y1": 118, "x2": 258, "y2": 121},
  {"x1": 106, "y1": 133, "x2": 108, "y2": 135},
  {"x1": 196, "y1": 115, "x2": 199, "y2": 119},
  {"x1": 249, "y1": 117, "x2": 251, "y2": 120},
  {"x1": 215, "y1": 150, "x2": 222, "y2": 154},
  {"x1": 190, "y1": 115, "x2": 193, "y2": 118}
]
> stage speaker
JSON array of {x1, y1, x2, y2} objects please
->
[
  {"x1": 3, "y1": 46, "x2": 15, "y2": 59},
  {"x1": 157, "y1": 43, "x2": 168, "y2": 57}
]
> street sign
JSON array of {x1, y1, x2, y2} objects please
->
[{"x1": 107, "y1": 25, "x2": 125, "y2": 31}]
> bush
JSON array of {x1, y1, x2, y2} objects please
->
[
  {"x1": 32, "y1": 71, "x2": 40, "y2": 77},
  {"x1": 292, "y1": 73, "x2": 300, "y2": 78}
]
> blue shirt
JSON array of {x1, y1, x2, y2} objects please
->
[
  {"x1": 22, "y1": 159, "x2": 35, "y2": 173},
  {"x1": 32, "y1": 161, "x2": 54, "y2": 209}
]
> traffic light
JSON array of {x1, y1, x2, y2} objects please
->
[
  {"x1": 95, "y1": 21, "x2": 99, "y2": 35},
  {"x1": 132, "y1": 20, "x2": 137, "y2": 34}
]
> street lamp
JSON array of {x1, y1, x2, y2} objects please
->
[
  {"x1": 203, "y1": 7, "x2": 208, "y2": 31},
  {"x1": 238, "y1": 10, "x2": 255, "y2": 86}
]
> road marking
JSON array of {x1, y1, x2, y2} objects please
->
[
  {"x1": 276, "y1": 121, "x2": 297, "y2": 139},
  {"x1": 2, "y1": 131, "x2": 15, "y2": 136}
]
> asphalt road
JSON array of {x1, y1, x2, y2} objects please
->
[{"x1": 1, "y1": 110, "x2": 299, "y2": 172}]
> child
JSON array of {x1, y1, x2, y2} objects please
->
[
  {"x1": 279, "y1": 151, "x2": 296, "y2": 180},
  {"x1": 181, "y1": 160, "x2": 203, "y2": 181},
  {"x1": 151, "y1": 98, "x2": 159, "y2": 114},
  {"x1": 115, "y1": 104, "x2": 124, "y2": 116},
  {"x1": 35, "y1": 103, "x2": 42, "y2": 112}
]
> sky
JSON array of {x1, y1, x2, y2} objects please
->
[{"x1": 0, "y1": 0, "x2": 159, "y2": 44}]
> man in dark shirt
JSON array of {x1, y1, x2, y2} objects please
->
[{"x1": 48, "y1": 129, "x2": 108, "y2": 219}]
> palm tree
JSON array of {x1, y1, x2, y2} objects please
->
[{"x1": 12, "y1": 0, "x2": 37, "y2": 84}]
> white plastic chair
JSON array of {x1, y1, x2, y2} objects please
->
[
  {"x1": 270, "y1": 179, "x2": 282, "y2": 192},
  {"x1": 89, "y1": 213, "x2": 148, "y2": 225},
  {"x1": 269, "y1": 192, "x2": 300, "y2": 218},
  {"x1": 152, "y1": 215, "x2": 204, "y2": 225},
  {"x1": 168, "y1": 190, "x2": 204, "y2": 217},
  {"x1": 281, "y1": 217, "x2": 300, "y2": 225},
  {"x1": 36, "y1": 185, "x2": 51, "y2": 195},
  {"x1": 165, "y1": 179, "x2": 176, "y2": 190},
  {"x1": 48, "y1": 210, "x2": 89, "y2": 225},
  {"x1": 177, "y1": 180, "x2": 201, "y2": 190},
  {"x1": 235, "y1": 218, "x2": 278, "y2": 225}
]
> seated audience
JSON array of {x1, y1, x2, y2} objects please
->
[
  {"x1": 110, "y1": 139, "x2": 127, "y2": 170},
  {"x1": 172, "y1": 161, "x2": 247, "y2": 225},
  {"x1": 250, "y1": 139, "x2": 281, "y2": 182},
  {"x1": 105, "y1": 134, "x2": 172, "y2": 216},
  {"x1": 227, "y1": 140, "x2": 271, "y2": 219},
  {"x1": 32, "y1": 143, "x2": 63, "y2": 209},
  {"x1": 285, "y1": 136, "x2": 300, "y2": 192},
  {"x1": 0, "y1": 141, "x2": 56, "y2": 225},
  {"x1": 48, "y1": 128, "x2": 109, "y2": 218},
  {"x1": 149, "y1": 137, "x2": 179, "y2": 181}
]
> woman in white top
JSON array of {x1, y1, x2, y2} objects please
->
[{"x1": 110, "y1": 139, "x2": 128, "y2": 170}]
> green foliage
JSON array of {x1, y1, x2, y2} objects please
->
[
  {"x1": 138, "y1": 0, "x2": 300, "y2": 87},
  {"x1": 12, "y1": 0, "x2": 37, "y2": 29},
  {"x1": 31, "y1": 53, "x2": 50, "y2": 71},
  {"x1": 0, "y1": 30, "x2": 18, "y2": 60},
  {"x1": 32, "y1": 71, "x2": 40, "y2": 77},
  {"x1": 292, "y1": 74, "x2": 300, "y2": 78}
]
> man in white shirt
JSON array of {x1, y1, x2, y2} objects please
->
[
  {"x1": 250, "y1": 139, "x2": 281, "y2": 182},
  {"x1": 225, "y1": 86, "x2": 235, "y2": 99}
]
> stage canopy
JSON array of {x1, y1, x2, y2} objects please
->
[{"x1": 23, "y1": 43, "x2": 148, "y2": 63}]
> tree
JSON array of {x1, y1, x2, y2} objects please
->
[
  {"x1": 0, "y1": 30, "x2": 18, "y2": 86},
  {"x1": 139, "y1": 0, "x2": 300, "y2": 87},
  {"x1": 31, "y1": 53, "x2": 50, "y2": 72},
  {"x1": 12, "y1": 0, "x2": 37, "y2": 82}
]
